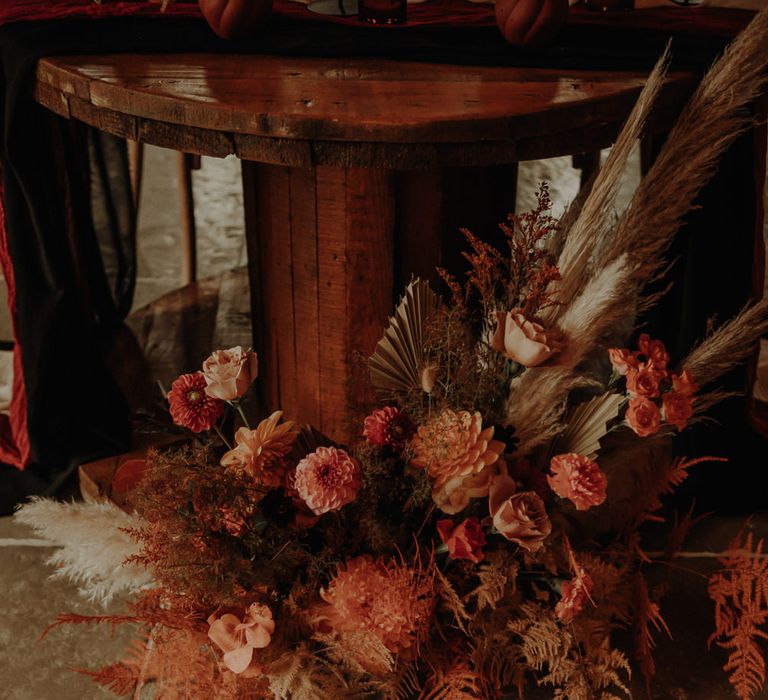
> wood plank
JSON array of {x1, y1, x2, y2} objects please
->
[
  {"x1": 289, "y1": 167, "x2": 322, "y2": 427},
  {"x1": 36, "y1": 54, "x2": 694, "y2": 148}
]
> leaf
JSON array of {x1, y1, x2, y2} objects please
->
[
  {"x1": 368, "y1": 278, "x2": 441, "y2": 394},
  {"x1": 555, "y1": 392, "x2": 624, "y2": 459}
]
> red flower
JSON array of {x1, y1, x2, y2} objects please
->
[
  {"x1": 636, "y1": 333, "x2": 670, "y2": 370},
  {"x1": 607, "y1": 348, "x2": 638, "y2": 376},
  {"x1": 168, "y1": 372, "x2": 225, "y2": 433},
  {"x1": 672, "y1": 370, "x2": 698, "y2": 397},
  {"x1": 555, "y1": 573, "x2": 594, "y2": 624},
  {"x1": 363, "y1": 407, "x2": 415, "y2": 451},
  {"x1": 437, "y1": 517, "x2": 487, "y2": 564},
  {"x1": 625, "y1": 397, "x2": 662, "y2": 438},
  {"x1": 662, "y1": 391, "x2": 693, "y2": 431},
  {"x1": 626, "y1": 366, "x2": 662, "y2": 399}
]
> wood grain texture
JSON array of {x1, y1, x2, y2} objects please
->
[{"x1": 34, "y1": 54, "x2": 694, "y2": 167}]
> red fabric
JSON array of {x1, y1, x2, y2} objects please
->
[
  {"x1": 0, "y1": 0, "x2": 754, "y2": 35},
  {"x1": 0, "y1": 174, "x2": 31, "y2": 470}
]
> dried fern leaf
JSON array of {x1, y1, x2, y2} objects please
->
[
  {"x1": 554, "y1": 392, "x2": 625, "y2": 459},
  {"x1": 369, "y1": 278, "x2": 440, "y2": 393}
]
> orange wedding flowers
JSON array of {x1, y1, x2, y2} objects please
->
[
  {"x1": 220, "y1": 411, "x2": 299, "y2": 488},
  {"x1": 492, "y1": 309, "x2": 564, "y2": 367},
  {"x1": 207, "y1": 603, "x2": 275, "y2": 676},
  {"x1": 437, "y1": 517, "x2": 487, "y2": 564},
  {"x1": 411, "y1": 409, "x2": 505, "y2": 514},
  {"x1": 202, "y1": 346, "x2": 258, "y2": 401},
  {"x1": 548, "y1": 453, "x2": 607, "y2": 511},
  {"x1": 167, "y1": 372, "x2": 225, "y2": 433}
]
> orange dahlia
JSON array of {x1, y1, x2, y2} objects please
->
[
  {"x1": 220, "y1": 411, "x2": 299, "y2": 487},
  {"x1": 411, "y1": 410, "x2": 505, "y2": 493},
  {"x1": 167, "y1": 372, "x2": 225, "y2": 433},
  {"x1": 312, "y1": 555, "x2": 435, "y2": 658}
]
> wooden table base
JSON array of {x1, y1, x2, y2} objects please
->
[{"x1": 242, "y1": 161, "x2": 519, "y2": 442}]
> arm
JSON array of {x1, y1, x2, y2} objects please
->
[{"x1": 198, "y1": 0, "x2": 273, "y2": 39}]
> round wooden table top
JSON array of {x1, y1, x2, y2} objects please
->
[{"x1": 34, "y1": 54, "x2": 694, "y2": 168}]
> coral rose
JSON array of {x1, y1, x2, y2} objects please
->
[
  {"x1": 607, "y1": 348, "x2": 638, "y2": 376},
  {"x1": 294, "y1": 446, "x2": 362, "y2": 515},
  {"x1": 626, "y1": 366, "x2": 661, "y2": 399},
  {"x1": 662, "y1": 390, "x2": 693, "y2": 432},
  {"x1": 202, "y1": 346, "x2": 258, "y2": 401},
  {"x1": 489, "y1": 466, "x2": 551, "y2": 551},
  {"x1": 363, "y1": 406, "x2": 415, "y2": 451},
  {"x1": 625, "y1": 397, "x2": 662, "y2": 437},
  {"x1": 411, "y1": 410, "x2": 505, "y2": 504},
  {"x1": 437, "y1": 517, "x2": 486, "y2": 564},
  {"x1": 207, "y1": 603, "x2": 275, "y2": 675},
  {"x1": 167, "y1": 372, "x2": 224, "y2": 433},
  {"x1": 555, "y1": 573, "x2": 594, "y2": 624},
  {"x1": 547, "y1": 453, "x2": 607, "y2": 511},
  {"x1": 492, "y1": 309, "x2": 564, "y2": 367},
  {"x1": 220, "y1": 411, "x2": 299, "y2": 488},
  {"x1": 637, "y1": 333, "x2": 670, "y2": 370},
  {"x1": 672, "y1": 370, "x2": 698, "y2": 397}
]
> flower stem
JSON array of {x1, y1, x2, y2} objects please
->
[
  {"x1": 213, "y1": 423, "x2": 232, "y2": 450},
  {"x1": 233, "y1": 402, "x2": 251, "y2": 430}
]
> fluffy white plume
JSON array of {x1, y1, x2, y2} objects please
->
[{"x1": 15, "y1": 497, "x2": 152, "y2": 606}]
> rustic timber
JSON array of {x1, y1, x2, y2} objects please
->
[{"x1": 34, "y1": 53, "x2": 695, "y2": 442}]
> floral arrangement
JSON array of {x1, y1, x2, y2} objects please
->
[{"x1": 16, "y1": 7, "x2": 768, "y2": 700}]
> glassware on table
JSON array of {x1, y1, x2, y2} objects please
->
[
  {"x1": 358, "y1": 0, "x2": 407, "y2": 23},
  {"x1": 584, "y1": 0, "x2": 634, "y2": 10}
]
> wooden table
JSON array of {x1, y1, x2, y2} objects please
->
[{"x1": 33, "y1": 54, "x2": 694, "y2": 442}]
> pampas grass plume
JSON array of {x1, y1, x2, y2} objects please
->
[{"x1": 15, "y1": 497, "x2": 152, "y2": 606}]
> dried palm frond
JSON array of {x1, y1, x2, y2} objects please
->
[
  {"x1": 682, "y1": 299, "x2": 768, "y2": 388},
  {"x1": 369, "y1": 278, "x2": 441, "y2": 394},
  {"x1": 15, "y1": 497, "x2": 152, "y2": 606},
  {"x1": 554, "y1": 392, "x2": 625, "y2": 459}
]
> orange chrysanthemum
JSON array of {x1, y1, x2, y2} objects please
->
[
  {"x1": 220, "y1": 411, "x2": 299, "y2": 488},
  {"x1": 312, "y1": 555, "x2": 435, "y2": 658},
  {"x1": 411, "y1": 410, "x2": 504, "y2": 492}
]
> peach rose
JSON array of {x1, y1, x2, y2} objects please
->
[
  {"x1": 672, "y1": 370, "x2": 698, "y2": 397},
  {"x1": 607, "y1": 348, "x2": 638, "y2": 376},
  {"x1": 637, "y1": 333, "x2": 670, "y2": 370},
  {"x1": 626, "y1": 366, "x2": 661, "y2": 399},
  {"x1": 207, "y1": 603, "x2": 274, "y2": 675},
  {"x1": 489, "y1": 466, "x2": 551, "y2": 551},
  {"x1": 202, "y1": 346, "x2": 258, "y2": 401},
  {"x1": 625, "y1": 397, "x2": 662, "y2": 437},
  {"x1": 437, "y1": 517, "x2": 487, "y2": 564},
  {"x1": 547, "y1": 453, "x2": 607, "y2": 511},
  {"x1": 492, "y1": 309, "x2": 564, "y2": 367},
  {"x1": 662, "y1": 391, "x2": 693, "y2": 431}
]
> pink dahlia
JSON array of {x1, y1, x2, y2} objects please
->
[
  {"x1": 168, "y1": 372, "x2": 224, "y2": 433},
  {"x1": 411, "y1": 410, "x2": 505, "y2": 493},
  {"x1": 294, "y1": 446, "x2": 362, "y2": 515},
  {"x1": 312, "y1": 555, "x2": 435, "y2": 657},
  {"x1": 547, "y1": 453, "x2": 607, "y2": 511},
  {"x1": 363, "y1": 406, "x2": 415, "y2": 451}
]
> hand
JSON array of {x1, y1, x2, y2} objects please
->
[{"x1": 198, "y1": 0, "x2": 273, "y2": 38}]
